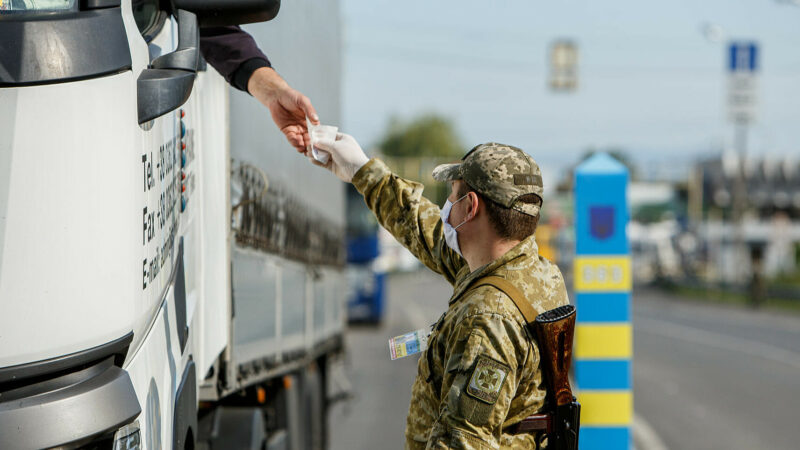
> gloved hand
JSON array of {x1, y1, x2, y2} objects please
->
[{"x1": 309, "y1": 133, "x2": 369, "y2": 183}]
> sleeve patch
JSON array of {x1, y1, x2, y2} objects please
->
[{"x1": 465, "y1": 355, "x2": 509, "y2": 405}]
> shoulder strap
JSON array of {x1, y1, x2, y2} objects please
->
[{"x1": 471, "y1": 276, "x2": 538, "y2": 325}]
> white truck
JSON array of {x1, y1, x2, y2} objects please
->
[{"x1": 0, "y1": 1, "x2": 346, "y2": 449}]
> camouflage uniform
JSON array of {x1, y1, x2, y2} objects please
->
[{"x1": 351, "y1": 143, "x2": 570, "y2": 449}]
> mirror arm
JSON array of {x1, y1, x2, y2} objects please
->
[
  {"x1": 137, "y1": 9, "x2": 198, "y2": 124},
  {"x1": 150, "y1": 9, "x2": 199, "y2": 72}
]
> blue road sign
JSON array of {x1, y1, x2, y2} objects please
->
[
  {"x1": 729, "y1": 42, "x2": 758, "y2": 73},
  {"x1": 727, "y1": 41, "x2": 759, "y2": 123}
]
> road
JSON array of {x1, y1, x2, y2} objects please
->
[
  {"x1": 329, "y1": 270, "x2": 448, "y2": 450},
  {"x1": 329, "y1": 270, "x2": 800, "y2": 450},
  {"x1": 633, "y1": 289, "x2": 800, "y2": 450}
]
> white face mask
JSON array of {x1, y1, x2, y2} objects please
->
[{"x1": 440, "y1": 193, "x2": 469, "y2": 256}]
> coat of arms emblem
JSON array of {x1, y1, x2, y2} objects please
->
[{"x1": 590, "y1": 206, "x2": 614, "y2": 240}]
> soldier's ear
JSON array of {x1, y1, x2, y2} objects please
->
[{"x1": 468, "y1": 191, "x2": 480, "y2": 218}]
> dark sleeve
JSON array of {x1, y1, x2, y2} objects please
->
[{"x1": 199, "y1": 26, "x2": 272, "y2": 92}]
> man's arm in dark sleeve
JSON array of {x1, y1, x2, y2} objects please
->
[
  {"x1": 199, "y1": 26, "x2": 271, "y2": 92},
  {"x1": 199, "y1": 25, "x2": 319, "y2": 153}
]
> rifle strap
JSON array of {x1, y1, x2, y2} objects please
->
[
  {"x1": 471, "y1": 276, "x2": 538, "y2": 326},
  {"x1": 473, "y1": 276, "x2": 552, "y2": 437}
]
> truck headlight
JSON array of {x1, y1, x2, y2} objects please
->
[{"x1": 113, "y1": 421, "x2": 141, "y2": 450}]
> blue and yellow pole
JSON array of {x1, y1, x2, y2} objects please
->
[{"x1": 573, "y1": 154, "x2": 632, "y2": 449}]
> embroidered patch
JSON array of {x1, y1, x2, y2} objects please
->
[{"x1": 466, "y1": 355, "x2": 509, "y2": 404}]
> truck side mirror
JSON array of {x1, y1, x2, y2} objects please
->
[
  {"x1": 137, "y1": 1, "x2": 281, "y2": 124},
  {"x1": 151, "y1": 8, "x2": 199, "y2": 72},
  {"x1": 137, "y1": 9, "x2": 198, "y2": 124},
  {"x1": 172, "y1": 0, "x2": 281, "y2": 27},
  {"x1": 137, "y1": 69, "x2": 195, "y2": 124}
]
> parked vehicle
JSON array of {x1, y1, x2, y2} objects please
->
[{"x1": 345, "y1": 185, "x2": 386, "y2": 324}]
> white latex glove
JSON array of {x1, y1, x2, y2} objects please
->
[{"x1": 309, "y1": 133, "x2": 369, "y2": 183}]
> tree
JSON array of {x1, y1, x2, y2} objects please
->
[
  {"x1": 379, "y1": 113, "x2": 463, "y2": 158},
  {"x1": 377, "y1": 113, "x2": 465, "y2": 205}
]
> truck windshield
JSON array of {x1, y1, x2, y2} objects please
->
[{"x1": 0, "y1": 0, "x2": 75, "y2": 13}]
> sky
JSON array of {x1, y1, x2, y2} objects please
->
[{"x1": 339, "y1": 0, "x2": 800, "y2": 184}]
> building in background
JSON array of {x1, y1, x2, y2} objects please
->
[{"x1": 690, "y1": 154, "x2": 800, "y2": 282}]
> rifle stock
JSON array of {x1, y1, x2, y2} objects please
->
[{"x1": 534, "y1": 305, "x2": 580, "y2": 450}]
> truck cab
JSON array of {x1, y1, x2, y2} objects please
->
[{"x1": 0, "y1": 1, "x2": 345, "y2": 448}]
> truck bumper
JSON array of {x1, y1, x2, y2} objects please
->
[{"x1": 0, "y1": 335, "x2": 141, "y2": 450}]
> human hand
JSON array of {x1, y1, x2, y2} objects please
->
[
  {"x1": 248, "y1": 67, "x2": 319, "y2": 153},
  {"x1": 309, "y1": 133, "x2": 369, "y2": 183}
]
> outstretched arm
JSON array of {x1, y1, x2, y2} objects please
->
[
  {"x1": 199, "y1": 26, "x2": 319, "y2": 153},
  {"x1": 247, "y1": 67, "x2": 318, "y2": 154},
  {"x1": 312, "y1": 134, "x2": 467, "y2": 284}
]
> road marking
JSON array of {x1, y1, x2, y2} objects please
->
[
  {"x1": 635, "y1": 317, "x2": 800, "y2": 370},
  {"x1": 633, "y1": 413, "x2": 669, "y2": 450}
]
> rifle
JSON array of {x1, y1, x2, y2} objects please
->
[
  {"x1": 533, "y1": 305, "x2": 580, "y2": 450},
  {"x1": 471, "y1": 278, "x2": 580, "y2": 449}
]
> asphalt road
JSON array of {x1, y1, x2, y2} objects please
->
[
  {"x1": 329, "y1": 270, "x2": 450, "y2": 450},
  {"x1": 329, "y1": 270, "x2": 800, "y2": 450},
  {"x1": 633, "y1": 289, "x2": 800, "y2": 450}
]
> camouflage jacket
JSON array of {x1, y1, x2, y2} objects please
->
[{"x1": 352, "y1": 159, "x2": 569, "y2": 449}]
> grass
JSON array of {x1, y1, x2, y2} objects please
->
[{"x1": 773, "y1": 271, "x2": 800, "y2": 288}]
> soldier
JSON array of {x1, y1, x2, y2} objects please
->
[{"x1": 312, "y1": 135, "x2": 570, "y2": 449}]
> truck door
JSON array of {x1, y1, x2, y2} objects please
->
[
  {"x1": 131, "y1": 0, "x2": 242, "y2": 385},
  {"x1": 128, "y1": 0, "x2": 188, "y2": 355}
]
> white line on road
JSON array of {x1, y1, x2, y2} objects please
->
[
  {"x1": 635, "y1": 317, "x2": 800, "y2": 370},
  {"x1": 633, "y1": 413, "x2": 669, "y2": 450}
]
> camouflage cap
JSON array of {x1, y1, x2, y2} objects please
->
[{"x1": 432, "y1": 142, "x2": 543, "y2": 216}]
